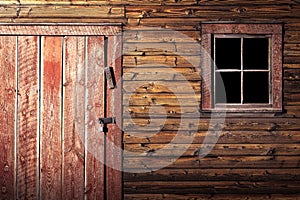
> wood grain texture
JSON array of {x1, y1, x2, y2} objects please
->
[
  {"x1": 0, "y1": 0, "x2": 298, "y2": 5},
  {"x1": 84, "y1": 36, "x2": 105, "y2": 200},
  {"x1": 124, "y1": 93, "x2": 201, "y2": 106},
  {"x1": 0, "y1": 24, "x2": 122, "y2": 36},
  {"x1": 124, "y1": 118, "x2": 300, "y2": 132},
  {"x1": 0, "y1": 0, "x2": 298, "y2": 199},
  {"x1": 123, "y1": 55, "x2": 200, "y2": 68},
  {"x1": 62, "y1": 36, "x2": 85, "y2": 200},
  {"x1": 106, "y1": 35, "x2": 123, "y2": 200},
  {"x1": 126, "y1": 5, "x2": 300, "y2": 19},
  {"x1": 0, "y1": 5, "x2": 124, "y2": 19},
  {"x1": 0, "y1": 36, "x2": 16, "y2": 200},
  {"x1": 124, "y1": 194, "x2": 300, "y2": 200},
  {"x1": 123, "y1": 67, "x2": 201, "y2": 81},
  {"x1": 124, "y1": 143, "x2": 300, "y2": 156},
  {"x1": 123, "y1": 81, "x2": 201, "y2": 94},
  {"x1": 123, "y1": 42, "x2": 201, "y2": 56},
  {"x1": 124, "y1": 180, "x2": 300, "y2": 194},
  {"x1": 123, "y1": 30, "x2": 201, "y2": 43},
  {"x1": 17, "y1": 36, "x2": 39, "y2": 200},
  {"x1": 124, "y1": 131, "x2": 300, "y2": 144},
  {"x1": 124, "y1": 168, "x2": 300, "y2": 182},
  {"x1": 123, "y1": 156, "x2": 300, "y2": 170},
  {"x1": 40, "y1": 36, "x2": 62, "y2": 200}
]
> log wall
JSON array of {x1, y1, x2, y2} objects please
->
[{"x1": 0, "y1": 0, "x2": 299, "y2": 199}]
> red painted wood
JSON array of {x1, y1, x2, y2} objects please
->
[
  {"x1": 40, "y1": 36, "x2": 63, "y2": 200},
  {"x1": 0, "y1": 36, "x2": 16, "y2": 200},
  {"x1": 85, "y1": 36, "x2": 106, "y2": 200},
  {"x1": 17, "y1": 36, "x2": 39, "y2": 200},
  {"x1": 62, "y1": 36, "x2": 85, "y2": 200},
  {"x1": 106, "y1": 35, "x2": 123, "y2": 200}
]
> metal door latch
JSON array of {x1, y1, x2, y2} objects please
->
[{"x1": 98, "y1": 117, "x2": 116, "y2": 132}]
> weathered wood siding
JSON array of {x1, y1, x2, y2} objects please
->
[{"x1": 0, "y1": 1, "x2": 299, "y2": 199}]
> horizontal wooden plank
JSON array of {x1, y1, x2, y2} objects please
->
[
  {"x1": 124, "y1": 93, "x2": 201, "y2": 106},
  {"x1": 0, "y1": 17, "x2": 127, "y2": 24},
  {"x1": 284, "y1": 43, "x2": 300, "y2": 57},
  {"x1": 123, "y1": 30, "x2": 200, "y2": 43},
  {"x1": 284, "y1": 31, "x2": 300, "y2": 44},
  {"x1": 126, "y1": 5, "x2": 300, "y2": 19},
  {"x1": 126, "y1": 18, "x2": 202, "y2": 31},
  {"x1": 124, "y1": 105, "x2": 300, "y2": 118},
  {"x1": 124, "y1": 131, "x2": 300, "y2": 144},
  {"x1": 123, "y1": 156, "x2": 300, "y2": 170},
  {"x1": 126, "y1": 17, "x2": 291, "y2": 31},
  {"x1": 284, "y1": 69, "x2": 300, "y2": 80},
  {"x1": 284, "y1": 56, "x2": 300, "y2": 64},
  {"x1": 284, "y1": 64, "x2": 300, "y2": 69},
  {"x1": 193, "y1": 0, "x2": 299, "y2": 6},
  {"x1": 124, "y1": 194, "x2": 300, "y2": 200},
  {"x1": 284, "y1": 80, "x2": 300, "y2": 93},
  {"x1": 284, "y1": 93, "x2": 300, "y2": 105},
  {"x1": 123, "y1": 118, "x2": 300, "y2": 132},
  {"x1": 123, "y1": 81, "x2": 201, "y2": 94},
  {"x1": 0, "y1": 5, "x2": 124, "y2": 18},
  {"x1": 123, "y1": 55, "x2": 200, "y2": 68},
  {"x1": 124, "y1": 143, "x2": 300, "y2": 156},
  {"x1": 285, "y1": 21, "x2": 300, "y2": 31},
  {"x1": 123, "y1": 42, "x2": 201, "y2": 56},
  {"x1": 124, "y1": 168, "x2": 300, "y2": 182},
  {"x1": 125, "y1": 105, "x2": 200, "y2": 118},
  {"x1": 123, "y1": 67, "x2": 201, "y2": 81},
  {"x1": 285, "y1": 106, "x2": 300, "y2": 117},
  {"x1": 124, "y1": 180, "x2": 300, "y2": 194},
  {"x1": 0, "y1": 0, "x2": 298, "y2": 6},
  {"x1": 0, "y1": 24, "x2": 121, "y2": 35},
  {"x1": 0, "y1": 0, "x2": 198, "y2": 5}
]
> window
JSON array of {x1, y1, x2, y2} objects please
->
[{"x1": 201, "y1": 24, "x2": 282, "y2": 112}]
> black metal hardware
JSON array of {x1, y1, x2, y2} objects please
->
[
  {"x1": 98, "y1": 117, "x2": 116, "y2": 125},
  {"x1": 98, "y1": 117, "x2": 116, "y2": 132}
]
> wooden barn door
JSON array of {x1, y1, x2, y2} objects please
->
[{"x1": 0, "y1": 25, "x2": 122, "y2": 200}]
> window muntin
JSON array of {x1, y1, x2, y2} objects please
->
[
  {"x1": 201, "y1": 24, "x2": 282, "y2": 112},
  {"x1": 213, "y1": 35, "x2": 271, "y2": 106}
]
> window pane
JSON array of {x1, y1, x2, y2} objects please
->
[
  {"x1": 244, "y1": 72, "x2": 269, "y2": 103},
  {"x1": 215, "y1": 38, "x2": 241, "y2": 70},
  {"x1": 243, "y1": 38, "x2": 269, "y2": 70},
  {"x1": 216, "y1": 72, "x2": 241, "y2": 103}
]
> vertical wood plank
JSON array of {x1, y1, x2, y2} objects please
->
[
  {"x1": 0, "y1": 36, "x2": 16, "y2": 200},
  {"x1": 106, "y1": 35, "x2": 123, "y2": 200},
  {"x1": 17, "y1": 36, "x2": 39, "y2": 200},
  {"x1": 62, "y1": 36, "x2": 85, "y2": 200},
  {"x1": 85, "y1": 36, "x2": 105, "y2": 200},
  {"x1": 40, "y1": 36, "x2": 62, "y2": 200}
]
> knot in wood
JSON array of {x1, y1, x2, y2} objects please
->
[
  {"x1": 235, "y1": 7, "x2": 247, "y2": 14},
  {"x1": 142, "y1": 10, "x2": 151, "y2": 18},
  {"x1": 4, "y1": 165, "x2": 9, "y2": 172},
  {"x1": 185, "y1": 9, "x2": 194, "y2": 16}
]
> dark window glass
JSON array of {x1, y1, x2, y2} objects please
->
[
  {"x1": 216, "y1": 72, "x2": 241, "y2": 103},
  {"x1": 244, "y1": 72, "x2": 269, "y2": 103},
  {"x1": 215, "y1": 38, "x2": 241, "y2": 69},
  {"x1": 243, "y1": 38, "x2": 269, "y2": 70}
]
